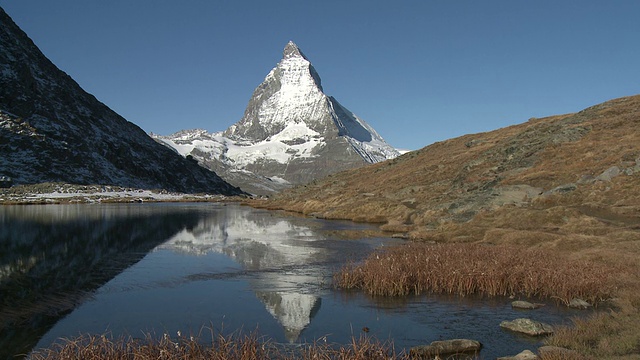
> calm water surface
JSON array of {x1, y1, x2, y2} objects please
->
[{"x1": 0, "y1": 203, "x2": 588, "y2": 359}]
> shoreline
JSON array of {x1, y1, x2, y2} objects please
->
[{"x1": 0, "y1": 182, "x2": 248, "y2": 205}]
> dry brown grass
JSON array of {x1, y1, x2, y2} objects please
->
[
  {"x1": 29, "y1": 331, "x2": 410, "y2": 360},
  {"x1": 545, "y1": 311, "x2": 640, "y2": 359},
  {"x1": 539, "y1": 351, "x2": 592, "y2": 360},
  {"x1": 256, "y1": 95, "x2": 640, "y2": 239},
  {"x1": 542, "y1": 282, "x2": 640, "y2": 359},
  {"x1": 334, "y1": 243, "x2": 621, "y2": 305},
  {"x1": 247, "y1": 95, "x2": 640, "y2": 359},
  {"x1": 30, "y1": 331, "x2": 272, "y2": 360}
]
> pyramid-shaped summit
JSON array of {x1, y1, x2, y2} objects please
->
[
  {"x1": 156, "y1": 41, "x2": 399, "y2": 195},
  {"x1": 283, "y1": 40, "x2": 309, "y2": 59},
  {"x1": 224, "y1": 41, "x2": 399, "y2": 161},
  {"x1": 224, "y1": 41, "x2": 327, "y2": 142}
]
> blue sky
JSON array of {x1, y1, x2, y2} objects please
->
[{"x1": 2, "y1": 1, "x2": 639, "y2": 150}]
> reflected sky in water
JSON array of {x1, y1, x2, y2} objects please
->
[{"x1": 1, "y1": 203, "x2": 590, "y2": 359}]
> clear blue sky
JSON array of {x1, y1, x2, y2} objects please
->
[{"x1": 2, "y1": 1, "x2": 639, "y2": 150}]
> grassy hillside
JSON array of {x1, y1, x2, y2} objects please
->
[
  {"x1": 253, "y1": 95, "x2": 640, "y2": 358},
  {"x1": 259, "y1": 95, "x2": 639, "y2": 254}
]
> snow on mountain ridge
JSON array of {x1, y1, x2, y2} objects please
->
[
  {"x1": 226, "y1": 43, "x2": 330, "y2": 142},
  {"x1": 155, "y1": 41, "x2": 399, "y2": 195}
]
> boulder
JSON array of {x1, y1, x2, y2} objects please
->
[
  {"x1": 500, "y1": 318, "x2": 554, "y2": 336},
  {"x1": 543, "y1": 183, "x2": 577, "y2": 196},
  {"x1": 410, "y1": 339, "x2": 482, "y2": 358},
  {"x1": 497, "y1": 349, "x2": 539, "y2": 360},
  {"x1": 568, "y1": 298, "x2": 592, "y2": 309},
  {"x1": 511, "y1": 300, "x2": 544, "y2": 310},
  {"x1": 596, "y1": 166, "x2": 621, "y2": 182},
  {"x1": 577, "y1": 174, "x2": 595, "y2": 184}
]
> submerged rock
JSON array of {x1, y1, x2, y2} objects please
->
[
  {"x1": 500, "y1": 318, "x2": 554, "y2": 336},
  {"x1": 410, "y1": 339, "x2": 482, "y2": 358},
  {"x1": 511, "y1": 300, "x2": 545, "y2": 310},
  {"x1": 568, "y1": 298, "x2": 592, "y2": 309},
  {"x1": 497, "y1": 349, "x2": 539, "y2": 360}
]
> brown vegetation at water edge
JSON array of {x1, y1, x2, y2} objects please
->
[
  {"x1": 334, "y1": 243, "x2": 620, "y2": 305},
  {"x1": 29, "y1": 331, "x2": 412, "y2": 360}
]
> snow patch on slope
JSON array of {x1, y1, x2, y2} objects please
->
[{"x1": 157, "y1": 121, "x2": 323, "y2": 168}]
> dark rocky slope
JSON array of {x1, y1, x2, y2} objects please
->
[{"x1": 0, "y1": 7, "x2": 242, "y2": 195}]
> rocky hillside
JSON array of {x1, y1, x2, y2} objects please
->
[
  {"x1": 0, "y1": 7, "x2": 242, "y2": 195},
  {"x1": 155, "y1": 42, "x2": 399, "y2": 195},
  {"x1": 261, "y1": 95, "x2": 640, "y2": 251}
]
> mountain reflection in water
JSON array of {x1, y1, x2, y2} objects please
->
[
  {"x1": 0, "y1": 204, "x2": 207, "y2": 359},
  {"x1": 2, "y1": 203, "x2": 586, "y2": 360},
  {"x1": 1, "y1": 203, "x2": 385, "y2": 358},
  {"x1": 156, "y1": 205, "x2": 350, "y2": 343}
]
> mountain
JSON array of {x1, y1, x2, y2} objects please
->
[
  {"x1": 154, "y1": 41, "x2": 399, "y2": 195},
  {"x1": 260, "y1": 95, "x2": 640, "y2": 245},
  {"x1": 0, "y1": 7, "x2": 242, "y2": 195}
]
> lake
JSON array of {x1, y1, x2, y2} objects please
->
[{"x1": 0, "y1": 203, "x2": 588, "y2": 359}]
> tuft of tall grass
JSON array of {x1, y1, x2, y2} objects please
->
[
  {"x1": 334, "y1": 243, "x2": 619, "y2": 305},
  {"x1": 545, "y1": 309, "x2": 640, "y2": 358},
  {"x1": 29, "y1": 330, "x2": 275, "y2": 360},
  {"x1": 29, "y1": 331, "x2": 411, "y2": 360}
]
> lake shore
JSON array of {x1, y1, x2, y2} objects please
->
[
  {"x1": 4, "y1": 188, "x2": 638, "y2": 359},
  {"x1": 0, "y1": 182, "x2": 247, "y2": 204}
]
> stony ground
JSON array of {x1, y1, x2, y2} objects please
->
[{"x1": 0, "y1": 182, "x2": 236, "y2": 204}]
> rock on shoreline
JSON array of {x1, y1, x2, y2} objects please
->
[
  {"x1": 410, "y1": 339, "x2": 482, "y2": 358},
  {"x1": 500, "y1": 318, "x2": 554, "y2": 336}
]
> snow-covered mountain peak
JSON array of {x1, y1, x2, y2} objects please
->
[
  {"x1": 222, "y1": 42, "x2": 328, "y2": 143},
  {"x1": 283, "y1": 41, "x2": 306, "y2": 60},
  {"x1": 155, "y1": 41, "x2": 399, "y2": 195}
]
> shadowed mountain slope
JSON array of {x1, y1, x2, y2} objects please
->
[{"x1": 0, "y1": 7, "x2": 242, "y2": 195}]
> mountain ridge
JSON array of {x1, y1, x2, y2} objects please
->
[
  {"x1": 0, "y1": 7, "x2": 243, "y2": 195},
  {"x1": 155, "y1": 41, "x2": 399, "y2": 195}
]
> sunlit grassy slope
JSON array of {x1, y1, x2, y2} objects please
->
[
  {"x1": 254, "y1": 94, "x2": 640, "y2": 359},
  {"x1": 260, "y1": 95, "x2": 640, "y2": 258}
]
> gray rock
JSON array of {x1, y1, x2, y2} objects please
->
[
  {"x1": 543, "y1": 183, "x2": 577, "y2": 196},
  {"x1": 577, "y1": 174, "x2": 596, "y2": 184},
  {"x1": 595, "y1": 166, "x2": 621, "y2": 182},
  {"x1": 500, "y1": 318, "x2": 554, "y2": 336},
  {"x1": 568, "y1": 298, "x2": 592, "y2": 309},
  {"x1": 490, "y1": 185, "x2": 543, "y2": 207},
  {"x1": 624, "y1": 164, "x2": 640, "y2": 175},
  {"x1": 497, "y1": 349, "x2": 539, "y2": 360},
  {"x1": 511, "y1": 301, "x2": 544, "y2": 310},
  {"x1": 410, "y1": 339, "x2": 482, "y2": 358}
]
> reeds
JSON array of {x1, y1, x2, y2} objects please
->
[
  {"x1": 29, "y1": 331, "x2": 410, "y2": 360},
  {"x1": 334, "y1": 243, "x2": 619, "y2": 305},
  {"x1": 29, "y1": 331, "x2": 274, "y2": 360},
  {"x1": 545, "y1": 310, "x2": 640, "y2": 358}
]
